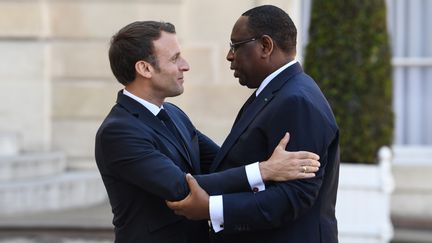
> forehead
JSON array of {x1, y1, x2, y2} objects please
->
[
  {"x1": 153, "y1": 31, "x2": 180, "y2": 58},
  {"x1": 231, "y1": 16, "x2": 251, "y2": 39}
]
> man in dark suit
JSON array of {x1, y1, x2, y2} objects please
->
[
  {"x1": 95, "y1": 21, "x2": 321, "y2": 243},
  {"x1": 167, "y1": 5, "x2": 340, "y2": 243}
]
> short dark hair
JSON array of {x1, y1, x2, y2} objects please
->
[
  {"x1": 242, "y1": 5, "x2": 297, "y2": 53},
  {"x1": 108, "y1": 21, "x2": 176, "y2": 85}
]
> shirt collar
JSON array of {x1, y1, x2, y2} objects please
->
[
  {"x1": 255, "y1": 59, "x2": 298, "y2": 96},
  {"x1": 122, "y1": 89, "x2": 162, "y2": 116}
]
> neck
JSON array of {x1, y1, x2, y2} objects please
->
[
  {"x1": 125, "y1": 82, "x2": 164, "y2": 107},
  {"x1": 267, "y1": 52, "x2": 295, "y2": 73}
]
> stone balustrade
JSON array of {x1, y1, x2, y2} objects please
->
[
  {"x1": 0, "y1": 152, "x2": 65, "y2": 181},
  {"x1": 0, "y1": 170, "x2": 105, "y2": 215},
  {"x1": 0, "y1": 133, "x2": 106, "y2": 215}
]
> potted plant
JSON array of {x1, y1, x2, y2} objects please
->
[{"x1": 304, "y1": 1, "x2": 394, "y2": 242}]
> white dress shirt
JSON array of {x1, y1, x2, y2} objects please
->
[
  {"x1": 209, "y1": 60, "x2": 298, "y2": 232},
  {"x1": 123, "y1": 89, "x2": 162, "y2": 115}
]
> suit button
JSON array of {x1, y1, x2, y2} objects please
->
[{"x1": 252, "y1": 187, "x2": 259, "y2": 192}]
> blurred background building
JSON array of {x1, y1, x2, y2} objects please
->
[{"x1": 0, "y1": 0, "x2": 430, "y2": 242}]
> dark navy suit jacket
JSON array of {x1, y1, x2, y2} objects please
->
[
  {"x1": 95, "y1": 92, "x2": 252, "y2": 243},
  {"x1": 210, "y1": 62, "x2": 340, "y2": 243}
]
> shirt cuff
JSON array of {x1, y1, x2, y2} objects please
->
[
  {"x1": 245, "y1": 162, "x2": 266, "y2": 192},
  {"x1": 209, "y1": 195, "x2": 224, "y2": 233}
]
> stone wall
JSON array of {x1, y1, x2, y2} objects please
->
[{"x1": 0, "y1": 1, "x2": 50, "y2": 152}]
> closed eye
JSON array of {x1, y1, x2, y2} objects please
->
[{"x1": 170, "y1": 53, "x2": 180, "y2": 63}]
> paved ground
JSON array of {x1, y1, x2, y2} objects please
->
[
  {"x1": 1, "y1": 200, "x2": 432, "y2": 243},
  {"x1": 0, "y1": 201, "x2": 114, "y2": 243},
  {"x1": 0, "y1": 201, "x2": 112, "y2": 229}
]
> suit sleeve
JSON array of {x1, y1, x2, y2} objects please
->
[
  {"x1": 196, "y1": 130, "x2": 218, "y2": 174},
  {"x1": 194, "y1": 129, "x2": 252, "y2": 195},
  {"x1": 98, "y1": 121, "x2": 191, "y2": 201},
  {"x1": 221, "y1": 96, "x2": 338, "y2": 233},
  {"x1": 99, "y1": 113, "x2": 252, "y2": 202}
]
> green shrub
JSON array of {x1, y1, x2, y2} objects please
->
[{"x1": 304, "y1": 0, "x2": 393, "y2": 163}]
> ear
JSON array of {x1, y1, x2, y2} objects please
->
[
  {"x1": 260, "y1": 35, "x2": 274, "y2": 58},
  {"x1": 135, "y1": 60, "x2": 153, "y2": 79}
]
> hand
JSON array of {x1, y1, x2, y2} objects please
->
[
  {"x1": 166, "y1": 174, "x2": 210, "y2": 220},
  {"x1": 259, "y1": 132, "x2": 321, "y2": 181}
]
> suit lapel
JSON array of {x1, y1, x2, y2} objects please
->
[
  {"x1": 116, "y1": 92, "x2": 194, "y2": 170},
  {"x1": 210, "y1": 92, "x2": 273, "y2": 172},
  {"x1": 210, "y1": 62, "x2": 304, "y2": 172}
]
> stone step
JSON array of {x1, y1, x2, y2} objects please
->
[
  {"x1": 0, "y1": 171, "x2": 106, "y2": 215},
  {"x1": 392, "y1": 228, "x2": 432, "y2": 243},
  {"x1": 0, "y1": 152, "x2": 66, "y2": 181},
  {"x1": 0, "y1": 200, "x2": 112, "y2": 229}
]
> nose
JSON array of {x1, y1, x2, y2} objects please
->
[
  {"x1": 226, "y1": 49, "x2": 234, "y2": 62},
  {"x1": 179, "y1": 57, "x2": 190, "y2": 71}
]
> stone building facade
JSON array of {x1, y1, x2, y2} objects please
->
[
  {"x1": 0, "y1": 0, "x2": 303, "y2": 213},
  {"x1": 0, "y1": 0, "x2": 303, "y2": 168}
]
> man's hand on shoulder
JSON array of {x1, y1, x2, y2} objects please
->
[{"x1": 260, "y1": 133, "x2": 321, "y2": 182}]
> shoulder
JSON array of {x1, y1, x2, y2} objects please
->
[
  {"x1": 96, "y1": 104, "x2": 146, "y2": 139},
  {"x1": 100, "y1": 104, "x2": 135, "y2": 126},
  {"x1": 275, "y1": 79, "x2": 338, "y2": 131}
]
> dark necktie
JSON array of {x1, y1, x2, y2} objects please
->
[
  {"x1": 156, "y1": 109, "x2": 190, "y2": 164},
  {"x1": 157, "y1": 109, "x2": 191, "y2": 162},
  {"x1": 243, "y1": 91, "x2": 257, "y2": 111},
  {"x1": 233, "y1": 91, "x2": 256, "y2": 125},
  {"x1": 157, "y1": 109, "x2": 182, "y2": 141}
]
